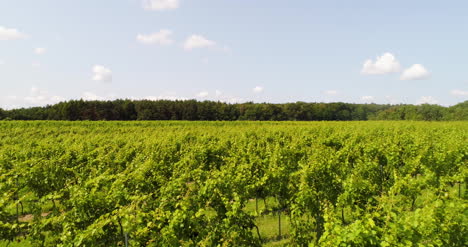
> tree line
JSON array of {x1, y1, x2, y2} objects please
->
[{"x1": 0, "y1": 99, "x2": 466, "y2": 121}]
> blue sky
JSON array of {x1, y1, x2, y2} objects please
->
[{"x1": 0, "y1": 0, "x2": 467, "y2": 109}]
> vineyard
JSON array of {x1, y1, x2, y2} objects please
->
[{"x1": 0, "y1": 121, "x2": 467, "y2": 246}]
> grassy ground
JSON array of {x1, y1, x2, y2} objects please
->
[{"x1": 244, "y1": 197, "x2": 291, "y2": 246}]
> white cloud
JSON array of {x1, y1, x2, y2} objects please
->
[
  {"x1": 400, "y1": 64, "x2": 430, "y2": 80},
  {"x1": 0, "y1": 26, "x2": 28, "y2": 40},
  {"x1": 217, "y1": 95, "x2": 245, "y2": 103},
  {"x1": 6, "y1": 95, "x2": 18, "y2": 101},
  {"x1": 385, "y1": 96, "x2": 401, "y2": 104},
  {"x1": 450, "y1": 89, "x2": 468, "y2": 96},
  {"x1": 30, "y1": 87, "x2": 40, "y2": 95},
  {"x1": 24, "y1": 87, "x2": 65, "y2": 105},
  {"x1": 197, "y1": 91, "x2": 209, "y2": 98},
  {"x1": 137, "y1": 29, "x2": 173, "y2": 45},
  {"x1": 253, "y1": 86, "x2": 264, "y2": 93},
  {"x1": 211, "y1": 90, "x2": 245, "y2": 103},
  {"x1": 324, "y1": 90, "x2": 338, "y2": 96},
  {"x1": 34, "y1": 47, "x2": 46, "y2": 55},
  {"x1": 361, "y1": 52, "x2": 401, "y2": 75},
  {"x1": 82, "y1": 92, "x2": 105, "y2": 101},
  {"x1": 361, "y1": 96, "x2": 375, "y2": 103},
  {"x1": 0, "y1": 59, "x2": 4, "y2": 65},
  {"x1": 223, "y1": 96, "x2": 245, "y2": 103},
  {"x1": 92, "y1": 65, "x2": 112, "y2": 82},
  {"x1": 143, "y1": 0, "x2": 179, "y2": 11},
  {"x1": 128, "y1": 91, "x2": 188, "y2": 101},
  {"x1": 1, "y1": 88, "x2": 64, "y2": 109},
  {"x1": 417, "y1": 96, "x2": 438, "y2": 105},
  {"x1": 81, "y1": 92, "x2": 118, "y2": 101},
  {"x1": 183, "y1": 35, "x2": 216, "y2": 51},
  {"x1": 1, "y1": 96, "x2": 18, "y2": 109},
  {"x1": 143, "y1": 95, "x2": 188, "y2": 101}
]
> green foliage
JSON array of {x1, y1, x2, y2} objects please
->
[{"x1": 0, "y1": 121, "x2": 466, "y2": 246}]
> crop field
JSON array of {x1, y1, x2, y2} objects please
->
[{"x1": 0, "y1": 121, "x2": 467, "y2": 246}]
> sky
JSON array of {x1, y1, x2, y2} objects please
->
[{"x1": 0, "y1": 0, "x2": 467, "y2": 109}]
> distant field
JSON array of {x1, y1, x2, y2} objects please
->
[{"x1": 0, "y1": 121, "x2": 466, "y2": 246}]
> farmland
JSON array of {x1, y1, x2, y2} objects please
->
[{"x1": 0, "y1": 121, "x2": 467, "y2": 246}]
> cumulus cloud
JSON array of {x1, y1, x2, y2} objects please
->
[
  {"x1": 24, "y1": 87, "x2": 65, "y2": 105},
  {"x1": 451, "y1": 89, "x2": 468, "y2": 96},
  {"x1": 0, "y1": 26, "x2": 28, "y2": 40},
  {"x1": 183, "y1": 35, "x2": 216, "y2": 51},
  {"x1": 253, "y1": 86, "x2": 264, "y2": 93},
  {"x1": 131, "y1": 91, "x2": 246, "y2": 104},
  {"x1": 385, "y1": 96, "x2": 401, "y2": 105},
  {"x1": 34, "y1": 47, "x2": 46, "y2": 55},
  {"x1": 217, "y1": 95, "x2": 245, "y2": 103},
  {"x1": 82, "y1": 92, "x2": 105, "y2": 101},
  {"x1": 143, "y1": 0, "x2": 179, "y2": 11},
  {"x1": 1, "y1": 88, "x2": 66, "y2": 109},
  {"x1": 400, "y1": 64, "x2": 430, "y2": 80},
  {"x1": 417, "y1": 96, "x2": 438, "y2": 105},
  {"x1": 361, "y1": 52, "x2": 401, "y2": 75},
  {"x1": 81, "y1": 92, "x2": 118, "y2": 101},
  {"x1": 137, "y1": 29, "x2": 173, "y2": 45},
  {"x1": 210, "y1": 90, "x2": 245, "y2": 103},
  {"x1": 142, "y1": 95, "x2": 188, "y2": 101},
  {"x1": 361, "y1": 96, "x2": 375, "y2": 103},
  {"x1": 223, "y1": 96, "x2": 245, "y2": 103},
  {"x1": 197, "y1": 91, "x2": 209, "y2": 98},
  {"x1": 324, "y1": 90, "x2": 338, "y2": 96},
  {"x1": 92, "y1": 65, "x2": 112, "y2": 82}
]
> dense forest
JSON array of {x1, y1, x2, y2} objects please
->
[{"x1": 0, "y1": 99, "x2": 467, "y2": 121}]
